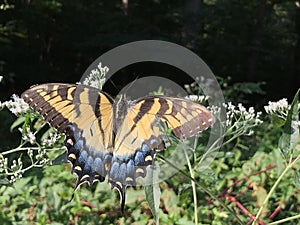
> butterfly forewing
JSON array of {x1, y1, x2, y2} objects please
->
[{"x1": 22, "y1": 83, "x2": 114, "y2": 187}]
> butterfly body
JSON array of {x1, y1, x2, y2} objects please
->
[{"x1": 22, "y1": 83, "x2": 214, "y2": 210}]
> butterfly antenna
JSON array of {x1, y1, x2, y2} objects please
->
[
  {"x1": 119, "y1": 76, "x2": 140, "y2": 99},
  {"x1": 108, "y1": 79, "x2": 119, "y2": 92},
  {"x1": 125, "y1": 76, "x2": 139, "y2": 93}
]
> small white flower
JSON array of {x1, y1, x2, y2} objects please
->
[
  {"x1": 245, "y1": 113, "x2": 253, "y2": 120},
  {"x1": 11, "y1": 160, "x2": 17, "y2": 169},
  {"x1": 208, "y1": 105, "x2": 221, "y2": 115},
  {"x1": 19, "y1": 126, "x2": 36, "y2": 144},
  {"x1": 28, "y1": 132, "x2": 36, "y2": 144},
  {"x1": 248, "y1": 107, "x2": 255, "y2": 114},
  {"x1": 225, "y1": 102, "x2": 235, "y2": 111},
  {"x1": 42, "y1": 132, "x2": 61, "y2": 146},
  {"x1": 238, "y1": 103, "x2": 246, "y2": 112},
  {"x1": 10, "y1": 175, "x2": 16, "y2": 183},
  {"x1": 28, "y1": 149, "x2": 33, "y2": 159},
  {"x1": 0, "y1": 76, "x2": 3, "y2": 83}
]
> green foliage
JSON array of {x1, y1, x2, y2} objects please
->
[{"x1": 1, "y1": 84, "x2": 300, "y2": 224}]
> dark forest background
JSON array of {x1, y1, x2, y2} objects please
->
[{"x1": 0, "y1": 0, "x2": 300, "y2": 104}]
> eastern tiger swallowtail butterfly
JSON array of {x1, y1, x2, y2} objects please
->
[{"x1": 21, "y1": 83, "x2": 215, "y2": 211}]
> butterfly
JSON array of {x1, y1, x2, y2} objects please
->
[{"x1": 21, "y1": 83, "x2": 215, "y2": 211}]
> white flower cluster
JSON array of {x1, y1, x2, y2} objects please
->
[
  {"x1": 264, "y1": 98, "x2": 289, "y2": 116},
  {"x1": 0, "y1": 155, "x2": 24, "y2": 183},
  {"x1": 9, "y1": 158, "x2": 23, "y2": 183},
  {"x1": 185, "y1": 95, "x2": 209, "y2": 103},
  {"x1": 264, "y1": 98, "x2": 300, "y2": 126},
  {"x1": 18, "y1": 127, "x2": 36, "y2": 144},
  {"x1": 0, "y1": 76, "x2": 3, "y2": 83},
  {"x1": 0, "y1": 156, "x2": 8, "y2": 173},
  {"x1": 0, "y1": 94, "x2": 30, "y2": 115},
  {"x1": 208, "y1": 105, "x2": 221, "y2": 115},
  {"x1": 81, "y1": 62, "x2": 109, "y2": 89},
  {"x1": 42, "y1": 132, "x2": 61, "y2": 146},
  {"x1": 223, "y1": 102, "x2": 263, "y2": 133},
  {"x1": 35, "y1": 148, "x2": 50, "y2": 166}
]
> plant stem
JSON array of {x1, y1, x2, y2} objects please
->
[
  {"x1": 251, "y1": 154, "x2": 300, "y2": 225},
  {"x1": 1, "y1": 146, "x2": 39, "y2": 155},
  {"x1": 183, "y1": 147, "x2": 198, "y2": 225},
  {"x1": 1, "y1": 146, "x2": 64, "y2": 156},
  {"x1": 267, "y1": 214, "x2": 300, "y2": 225}
]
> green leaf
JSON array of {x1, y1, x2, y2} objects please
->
[
  {"x1": 144, "y1": 163, "x2": 161, "y2": 225},
  {"x1": 271, "y1": 114, "x2": 285, "y2": 128},
  {"x1": 10, "y1": 116, "x2": 25, "y2": 132},
  {"x1": 40, "y1": 127, "x2": 56, "y2": 141},
  {"x1": 273, "y1": 148, "x2": 284, "y2": 175},
  {"x1": 278, "y1": 89, "x2": 300, "y2": 158},
  {"x1": 52, "y1": 152, "x2": 67, "y2": 165},
  {"x1": 13, "y1": 177, "x2": 32, "y2": 193},
  {"x1": 294, "y1": 171, "x2": 300, "y2": 189},
  {"x1": 177, "y1": 217, "x2": 195, "y2": 225},
  {"x1": 0, "y1": 176, "x2": 11, "y2": 186}
]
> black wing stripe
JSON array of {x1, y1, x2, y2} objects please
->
[
  {"x1": 94, "y1": 93, "x2": 106, "y2": 146},
  {"x1": 133, "y1": 98, "x2": 155, "y2": 123}
]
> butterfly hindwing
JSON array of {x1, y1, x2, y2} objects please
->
[{"x1": 22, "y1": 83, "x2": 114, "y2": 188}]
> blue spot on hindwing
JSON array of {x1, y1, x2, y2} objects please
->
[
  {"x1": 134, "y1": 151, "x2": 144, "y2": 166},
  {"x1": 93, "y1": 157, "x2": 105, "y2": 176},
  {"x1": 74, "y1": 139, "x2": 83, "y2": 150},
  {"x1": 78, "y1": 150, "x2": 88, "y2": 164},
  {"x1": 83, "y1": 155, "x2": 93, "y2": 172},
  {"x1": 87, "y1": 156, "x2": 93, "y2": 166},
  {"x1": 110, "y1": 161, "x2": 120, "y2": 180},
  {"x1": 141, "y1": 142, "x2": 150, "y2": 153},
  {"x1": 126, "y1": 160, "x2": 135, "y2": 184},
  {"x1": 74, "y1": 130, "x2": 82, "y2": 141},
  {"x1": 118, "y1": 163, "x2": 126, "y2": 183},
  {"x1": 150, "y1": 138, "x2": 157, "y2": 146},
  {"x1": 93, "y1": 150, "x2": 103, "y2": 159}
]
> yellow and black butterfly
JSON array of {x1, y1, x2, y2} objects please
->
[{"x1": 22, "y1": 83, "x2": 215, "y2": 210}]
